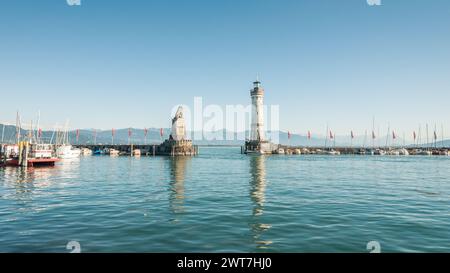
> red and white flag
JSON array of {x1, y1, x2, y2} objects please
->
[{"x1": 160, "y1": 128, "x2": 164, "y2": 137}]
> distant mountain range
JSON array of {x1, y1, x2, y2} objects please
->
[{"x1": 1, "y1": 124, "x2": 449, "y2": 147}]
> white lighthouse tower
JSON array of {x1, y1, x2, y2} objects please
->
[
  {"x1": 244, "y1": 79, "x2": 275, "y2": 154},
  {"x1": 250, "y1": 79, "x2": 265, "y2": 141}
]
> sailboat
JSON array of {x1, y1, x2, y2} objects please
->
[
  {"x1": 3, "y1": 112, "x2": 59, "y2": 167},
  {"x1": 55, "y1": 124, "x2": 81, "y2": 159}
]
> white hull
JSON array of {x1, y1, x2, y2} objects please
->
[{"x1": 57, "y1": 145, "x2": 81, "y2": 159}]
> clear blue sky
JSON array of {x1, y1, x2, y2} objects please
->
[{"x1": 1, "y1": 0, "x2": 449, "y2": 138}]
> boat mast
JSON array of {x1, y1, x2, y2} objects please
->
[
  {"x1": 36, "y1": 110, "x2": 41, "y2": 144},
  {"x1": 434, "y1": 124, "x2": 437, "y2": 149},
  {"x1": 324, "y1": 123, "x2": 329, "y2": 149},
  {"x1": 363, "y1": 130, "x2": 367, "y2": 149},
  {"x1": 385, "y1": 123, "x2": 390, "y2": 150},
  {"x1": 372, "y1": 117, "x2": 375, "y2": 149},
  {"x1": 15, "y1": 111, "x2": 21, "y2": 144},
  {"x1": 50, "y1": 124, "x2": 57, "y2": 144}
]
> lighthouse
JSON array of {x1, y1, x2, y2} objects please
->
[
  {"x1": 250, "y1": 79, "x2": 265, "y2": 141},
  {"x1": 244, "y1": 79, "x2": 276, "y2": 154}
]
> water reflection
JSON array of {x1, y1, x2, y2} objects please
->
[
  {"x1": 0, "y1": 159, "x2": 80, "y2": 202},
  {"x1": 167, "y1": 156, "x2": 191, "y2": 217},
  {"x1": 249, "y1": 155, "x2": 272, "y2": 249}
]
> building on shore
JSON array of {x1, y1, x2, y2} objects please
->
[{"x1": 244, "y1": 79, "x2": 277, "y2": 154}]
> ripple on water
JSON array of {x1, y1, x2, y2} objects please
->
[{"x1": 0, "y1": 147, "x2": 449, "y2": 252}]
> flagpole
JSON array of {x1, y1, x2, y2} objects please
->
[
  {"x1": 372, "y1": 117, "x2": 375, "y2": 149},
  {"x1": 434, "y1": 124, "x2": 437, "y2": 149},
  {"x1": 1, "y1": 123, "x2": 5, "y2": 143},
  {"x1": 350, "y1": 131, "x2": 353, "y2": 150}
]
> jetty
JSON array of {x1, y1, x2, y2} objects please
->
[
  {"x1": 241, "y1": 145, "x2": 450, "y2": 156},
  {"x1": 72, "y1": 143, "x2": 198, "y2": 156},
  {"x1": 73, "y1": 106, "x2": 198, "y2": 157}
]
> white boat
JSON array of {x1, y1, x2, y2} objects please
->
[
  {"x1": 398, "y1": 148, "x2": 409, "y2": 156},
  {"x1": 109, "y1": 149, "x2": 119, "y2": 156},
  {"x1": 374, "y1": 149, "x2": 386, "y2": 156},
  {"x1": 293, "y1": 149, "x2": 301, "y2": 155},
  {"x1": 133, "y1": 149, "x2": 141, "y2": 157},
  {"x1": 328, "y1": 149, "x2": 340, "y2": 155},
  {"x1": 81, "y1": 148, "x2": 92, "y2": 156},
  {"x1": 276, "y1": 148, "x2": 285, "y2": 154},
  {"x1": 416, "y1": 149, "x2": 432, "y2": 156},
  {"x1": 56, "y1": 145, "x2": 81, "y2": 159},
  {"x1": 387, "y1": 149, "x2": 400, "y2": 156}
]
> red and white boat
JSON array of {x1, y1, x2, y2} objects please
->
[{"x1": 2, "y1": 143, "x2": 59, "y2": 167}]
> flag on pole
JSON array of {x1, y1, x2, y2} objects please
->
[
  {"x1": 351, "y1": 131, "x2": 354, "y2": 139},
  {"x1": 330, "y1": 130, "x2": 334, "y2": 139},
  {"x1": 144, "y1": 128, "x2": 148, "y2": 137},
  {"x1": 288, "y1": 131, "x2": 291, "y2": 140},
  {"x1": 372, "y1": 130, "x2": 376, "y2": 139},
  {"x1": 434, "y1": 130, "x2": 438, "y2": 140},
  {"x1": 76, "y1": 129, "x2": 79, "y2": 142},
  {"x1": 307, "y1": 130, "x2": 311, "y2": 139},
  {"x1": 413, "y1": 131, "x2": 416, "y2": 140},
  {"x1": 160, "y1": 128, "x2": 164, "y2": 138},
  {"x1": 111, "y1": 128, "x2": 115, "y2": 145},
  {"x1": 392, "y1": 131, "x2": 396, "y2": 140},
  {"x1": 128, "y1": 128, "x2": 132, "y2": 137},
  {"x1": 38, "y1": 128, "x2": 42, "y2": 138}
]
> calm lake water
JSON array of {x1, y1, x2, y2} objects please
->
[{"x1": 0, "y1": 147, "x2": 449, "y2": 252}]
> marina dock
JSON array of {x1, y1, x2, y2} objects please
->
[
  {"x1": 72, "y1": 143, "x2": 199, "y2": 156},
  {"x1": 241, "y1": 144, "x2": 450, "y2": 156}
]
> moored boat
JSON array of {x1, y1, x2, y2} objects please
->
[
  {"x1": 109, "y1": 149, "x2": 119, "y2": 156},
  {"x1": 56, "y1": 145, "x2": 81, "y2": 159},
  {"x1": 6, "y1": 142, "x2": 59, "y2": 167},
  {"x1": 81, "y1": 148, "x2": 93, "y2": 156}
]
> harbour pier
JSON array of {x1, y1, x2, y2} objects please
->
[
  {"x1": 73, "y1": 142, "x2": 199, "y2": 156},
  {"x1": 241, "y1": 145, "x2": 450, "y2": 156}
]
